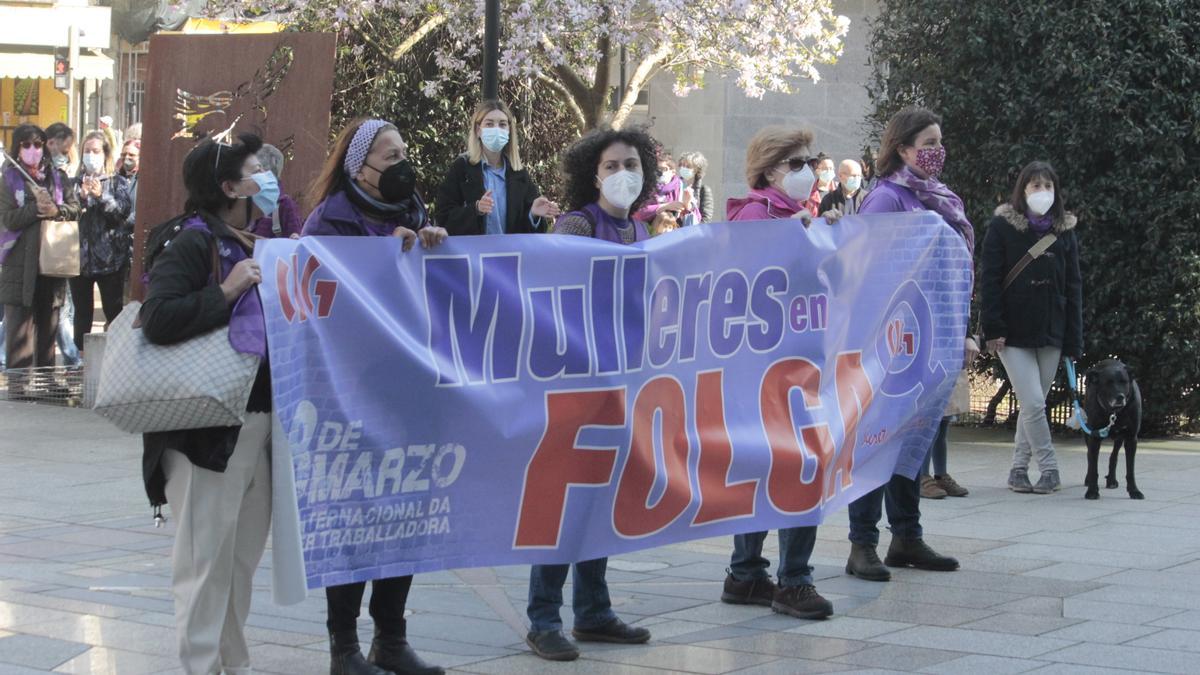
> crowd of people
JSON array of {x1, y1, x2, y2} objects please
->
[{"x1": 0, "y1": 99, "x2": 1082, "y2": 675}]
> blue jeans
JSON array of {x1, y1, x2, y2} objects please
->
[
  {"x1": 527, "y1": 558, "x2": 617, "y2": 633},
  {"x1": 848, "y1": 473, "x2": 923, "y2": 546},
  {"x1": 56, "y1": 289, "x2": 80, "y2": 366},
  {"x1": 920, "y1": 418, "x2": 950, "y2": 477},
  {"x1": 731, "y1": 526, "x2": 817, "y2": 587}
]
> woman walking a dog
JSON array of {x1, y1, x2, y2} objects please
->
[{"x1": 980, "y1": 160, "x2": 1083, "y2": 494}]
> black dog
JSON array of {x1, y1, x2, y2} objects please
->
[{"x1": 1082, "y1": 359, "x2": 1143, "y2": 500}]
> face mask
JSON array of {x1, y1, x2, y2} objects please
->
[
  {"x1": 844, "y1": 176, "x2": 862, "y2": 192},
  {"x1": 677, "y1": 167, "x2": 694, "y2": 183},
  {"x1": 818, "y1": 169, "x2": 835, "y2": 184},
  {"x1": 1027, "y1": 189, "x2": 1055, "y2": 216},
  {"x1": 82, "y1": 153, "x2": 104, "y2": 175},
  {"x1": 364, "y1": 159, "x2": 417, "y2": 203},
  {"x1": 123, "y1": 157, "x2": 137, "y2": 173},
  {"x1": 480, "y1": 127, "x2": 509, "y2": 154},
  {"x1": 600, "y1": 170, "x2": 643, "y2": 211},
  {"x1": 249, "y1": 171, "x2": 280, "y2": 216},
  {"x1": 915, "y1": 146, "x2": 946, "y2": 178},
  {"x1": 52, "y1": 153, "x2": 69, "y2": 169},
  {"x1": 657, "y1": 169, "x2": 674, "y2": 185},
  {"x1": 780, "y1": 164, "x2": 816, "y2": 201},
  {"x1": 19, "y1": 146, "x2": 42, "y2": 168}
]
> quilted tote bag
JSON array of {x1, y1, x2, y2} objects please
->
[
  {"x1": 38, "y1": 219, "x2": 81, "y2": 278},
  {"x1": 94, "y1": 301, "x2": 260, "y2": 433}
]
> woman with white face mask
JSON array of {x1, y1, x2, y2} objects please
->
[
  {"x1": 522, "y1": 127, "x2": 658, "y2": 664},
  {"x1": 726, "y1": 126, "x2": 817, "y2": 225},
  {"x1": 981, "y1": 160, "x2": 1082, "y2": 495},
  {"x1": 435, "y1": 99, "x2": 560, "y2": 236},
  {"x1": 69, "y1": 131, "x2": 133, "y2": 352}
]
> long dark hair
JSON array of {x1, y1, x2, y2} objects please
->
[
  {"x1": 876, "y1": 107, "x2": 941, "y2": 177},
  {"x1": 560, "y1": 126, "x2": 659, "y2": 213},
  {"x1": 182, "y1": 133, "x2": 263, "y2": 214},
  {"x1": 1010, "y1": 160, "x2": 1065, "y2": 221},
  {"x1": 306, "y1": 118, "x2": 398, "y2": 211}
]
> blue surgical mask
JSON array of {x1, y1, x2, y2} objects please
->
[
  {"x1": 82, "y1": 153, "x2": 104, "y2": 175},
  {"x1": 480, "y1": 127, "x2": 509, "y2": 154},
  {"x1": 678, "y1": 167, "x2": 695, "y2": 183},
  {"x1": 52, "y1": 153, "x2": 69, "y2": 169},
  {"x1": 249, "y1": 171, "x2": 280, "y2": 216},
  {"x1": 844, "y1": 176, "x2": 862, "y2": 192}
]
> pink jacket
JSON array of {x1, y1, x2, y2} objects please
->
[{"x1": 725, "y1": 186, "x2": 805, "y2": 221}]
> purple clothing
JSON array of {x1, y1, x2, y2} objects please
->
[
  {"x1": 857, "y1": 179, "x2": 927, "y2": 216},
  {"x1": 249, "y1": 191, "x2": 303, "y2": 239},
  {"x1": 633, "y1": 174, "x2": 700, "y2": 225},
  {"x1": 1027, "y1": 211, "x2": 1055, "y2": 235},
  {"x1": 726, "y1": 186, "x2": 805, "y2": 221},
  {"x1": 181, "y1": 217, "x2": 267, "y2": 359},
  {"x1": 302, "y1": 189, "x2": 422, "y2": 238},
  {"x1": 577, "y1": 203, "x2": 649, "y2": 244}
]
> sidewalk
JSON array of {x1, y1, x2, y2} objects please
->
[{"x1": 1, "y1": 401, "x2": 1198, "y2": 674}]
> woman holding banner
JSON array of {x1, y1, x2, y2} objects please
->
[
  {"x1": 719, "y1": 125, "x2": 834, "y2": 620},
  {"x1": 844, "y1": 106, "x2": 973, "y2": 582},
  {"x1": 303, "y1": 118, "x2": 446, "y2": 675},
  {"x1": 434, "y1": 99, "x2": 560, "y2": 235},
  {"x1": 522, "y1": 126, "x2": 658, "y2": 662}
]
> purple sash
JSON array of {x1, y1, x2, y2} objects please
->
[
  {"x1": 1, "y1": 167, "x2": 63, "y2": 265},
  {"x1": 181, "y1": 217, "x2": 267, "y2": 359},
  {"x1": 580, "y1": 203, "x2": 649, "y2": 244}
]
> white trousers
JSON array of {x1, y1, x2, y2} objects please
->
[
  {"x1": 999, "y1": 346, "x2": 1061, "y2": 472},
  {"x1": 164, "y1": 412, "x2": 272, "y2": 675}
]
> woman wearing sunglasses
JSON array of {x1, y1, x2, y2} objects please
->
[
  {"x1": 0, "y1": 124, "x2": 81, "y2": 386},
  {"x1": 718, "y1": 125, "x2": 833, "y2": 621}
]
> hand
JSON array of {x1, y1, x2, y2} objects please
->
[
  {"x1": 476, "y1": 189, "x2": 495, "y2": 215},
  {"x1": 289, "y1": 233, "x2": 301, "y2": 240},
  {"x1": 792, "y1": 210, "x2": 813, "y2": 226},
  {"x1": 986, "y1": 337, "x2": 1006, "y2": 353},
  {"x1": 964, "y1": 336, "x2": 980, "y2": 365},
  {"x1": 418, "y1": 225, "x2": 448, "y2": 249},
  {"x1": 220, "y1": 259, "x2": 262, "y2": 304},
  {"x1": 33, "y1": 187, "x2": 57, "y2": 218},
  {"x1": 821, "y1": 207, "x2": 843, "y2": 224},
  {"x1": 531, "y1": 196, "x2": 560, "y2": 219},
  {"x1": 84, "y1": 176, "x2": 102, "y2": 198},
  {"x1": 681, "y1": 189, "x2": 693, "y2": 210},
  {"x1": 662, "y1": 200, "x2": 686, "y2": 213},
  {"x1": 392, "y1": 226, "x2": 418, "y2": 251}
]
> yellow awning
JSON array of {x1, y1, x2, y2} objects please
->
[
  {"x1": 179, "y1": 18, "x2": 284, "y2": 34},
  {"x1": 0, "y1": 52, "x2": 114, "y2": 80}
]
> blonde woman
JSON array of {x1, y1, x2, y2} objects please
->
[{"x1": 435, "y1": 99, "x2": 559, "y2": 235}]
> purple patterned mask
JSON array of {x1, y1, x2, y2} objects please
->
[{"x1": 915, "y1": 146, "x2": 945, "y2": 178}]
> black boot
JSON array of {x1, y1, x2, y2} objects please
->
[
  {"x1": 846, "y1": 542, "x2": 891, "y2": 581},
  {"x1": 884, "y1": 537, "x2": 959, "y2": 571},
  {"x1": 369, "y1": 624, "x2": 445, "y2": 675},
  {"x1": 330, "y1": 630, "x2": 394, "y2": 675}
]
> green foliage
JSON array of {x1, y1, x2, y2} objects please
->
[
  {"x1": 868, "y1": 0, "x2": 1200, "y2": 434},
  {"x1": 292, "y1": 5, "x2": 579, "y2": 205}
]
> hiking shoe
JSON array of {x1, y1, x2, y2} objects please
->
[
  {"x1": 572, "y1": 618, "x2": 650, "y2": 644},
  {"x1": 885, "y1": 537, "x2": 960, "y2": 571},
  {"x1": 920, "y1": 475, "x2": 947, "y2": 499},
  {"x1": 771, "y1": 584, "x2": 833, "y2": 620},
  {"x1": 846, "y1": 542, "x2": 891, "y2": 581},
  {"x1": 1033, "y1": 469, "x2": 1061, "y2": 494},
  {"x1": 526, "y1": 630, "x2": 579, "y2": 661},
  {"x1": 720, "y1": 572, "x2": 776, "y2": 607},
  {"x1": 935, "y1": 474, "x2": 969, "y2": 497},
  {"x1": 1008, "y1": 467, "x2": 1033, "y2": 493}
]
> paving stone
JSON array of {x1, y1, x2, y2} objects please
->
[
  {"x1": 1021, "y1": 562, "x2": 1126, "y2": 582},
  {"x1": 958, "y1": 612, "x2": 1083, "y2": 636},
  {"x1": 785, "y1": 616, "x2": 913, "y2": 640},
  {"x1": 846, "y1": 599, "x2": 998, "y2": 627},
  {"x1": 830, "y1": 643, "x2": 963, "y2": 670},
  {"x1": 918, "y1": 654, "x2": 1046, "y2": 674},
  {"x1": 692, "y1": 633, "x2": 865, "y2": 661},
  {"x1": 588, "y1": 643, "x2": 778, "y2": 673},
  {"x1": 1038, "y1": 642, "x2": 1198, "y2": 674},
  {"x1": 0, "y1": 633, "x2": 89, "y2": 669},
  {"x1": 871, "y1": 625, "x2": 1075, "y2": 658},
  {"x1": 1040, "y1": 619, "x2": 1162, "y2": 644},
  {"x1": 1123, "y1": 628, "x2": 1200, "y2": 653},
  {"x1": 1061, "y1": 598, "x2": 1183, "y2": 625},
  {"x1": 51, "y1": 646, "x2": 179, "y2": 674}
]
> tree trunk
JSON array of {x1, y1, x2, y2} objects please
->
[{"x1": 984, "y1": 378, "x2": 1012, "y2": 426}]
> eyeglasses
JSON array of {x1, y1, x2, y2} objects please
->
[
  {"x1": 19, "y1": 140, "x2": 44, "y2": 150},
  {"x1": 779, "y1": 156, "x2": 811, "y2": 172}
]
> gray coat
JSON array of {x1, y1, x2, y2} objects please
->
[{"x1": 0, "y1": 167, "x2": 81, "y2": 307}]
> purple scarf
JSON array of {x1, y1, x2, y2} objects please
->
[
  {"x1": 886, "y1": 166, "x2": 974, "y2": 252},
  {"x1": 182, "y1": 217, "x2": 267, "y2": 359},
  {"x1": 581, "y1": 203, "x2": 649, "y2": 244},
  {"x1": 1027, "y1": 211, "x2": 1054, "y2": 235},
  {"x1": 2, "y1": 167, "x2": 63, "y2": 264}
]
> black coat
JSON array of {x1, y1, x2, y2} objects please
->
[
  {"x1": 434, "y1": 154, "x2": 547, "y2": 235},
  {"x1": 979, "y1": 204, "x2": 1083, "y2": 357},
  {"x1": 818, "y1": 187, "x2": 866, "y2": 215},
  {"x1": 139, "y1": 215, "x2": 271, "y2": 507},
  {"x1": 0, "y1": 166, "x2": 81, "y2": 307}
]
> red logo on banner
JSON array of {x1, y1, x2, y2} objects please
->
[{"x1": 276, "y1": 253, "x2": 337, "y2": 323}]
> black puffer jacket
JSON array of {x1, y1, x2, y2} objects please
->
[{"x1": 979, "y1": 203, "x2": 1083, "y2": 357}]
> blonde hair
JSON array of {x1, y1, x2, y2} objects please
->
[
  {"x1": 744, "y1": 126, "x2": 815, "y2": 189},
  {"x1": 466, "y1": 99, "x2": 524, "y2": 171}
]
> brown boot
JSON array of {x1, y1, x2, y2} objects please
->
[
  {"x1": 920, "y1": 475, "x2": 947, "y2": 499},
  {"x1": 935, "y1": 474, "x2": 969, "y2": 497},
  {"x1": 720, "y1": 572, "x2": 776, "y2": 607}
]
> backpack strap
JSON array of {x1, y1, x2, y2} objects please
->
[{"x1": 1001, "y1": 234, "x2": 1058, "y2": 292}]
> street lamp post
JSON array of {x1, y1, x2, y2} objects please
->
[{"x1": 483, "y1": 0, "x2": 500, "y2": 100}]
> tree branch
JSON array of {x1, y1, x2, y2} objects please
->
[
  {"x1": 536, "y1": 72, "x2": 587, "y2": 130},
  {"x1": 391, "y1": 13, "x2": 447, "y2": 61},
  {"x1": 539, "y1": 35, "x2": 593, "y2": 109},
  {"x1": 612, "y1": 43, "x2": 671, "y2": 129}
]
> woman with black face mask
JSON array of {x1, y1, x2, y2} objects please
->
[{"x1": 302, "y1": 118, "x2": 446, "y2": 675}]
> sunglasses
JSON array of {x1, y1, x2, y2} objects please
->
[
  {"x1": 19, "y1": 140, "x2": 44, "y2": 150},
  {"x1": 779, "y1": 155, "x2": 812, "y2": 172}
]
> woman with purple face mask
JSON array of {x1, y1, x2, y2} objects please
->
[{"x1": 843, "y1": 107, "x2": 974, "y2": 583}]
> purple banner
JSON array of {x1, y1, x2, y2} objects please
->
[{"x1": 257, "y1": 212, "x2": 972, "y2": 589}]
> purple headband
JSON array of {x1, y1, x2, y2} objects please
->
[{"x1": 343, "y1": 119, "x2": 392, "y2": 178}]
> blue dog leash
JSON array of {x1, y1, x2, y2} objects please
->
[{"x1": 1063, "y1": 357, "x2": 1115, "y2": 439}]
